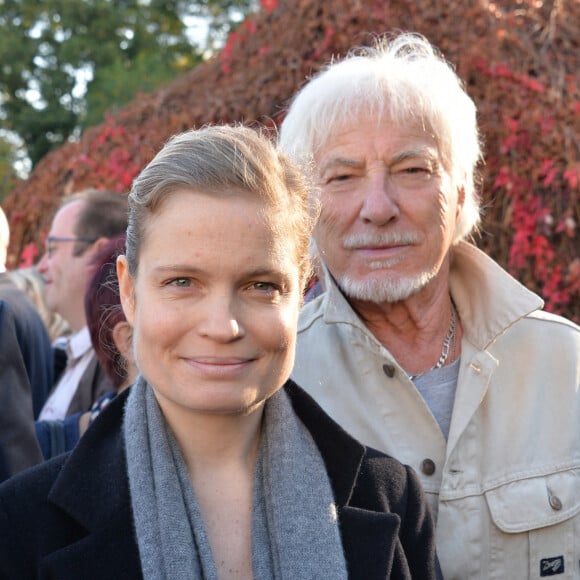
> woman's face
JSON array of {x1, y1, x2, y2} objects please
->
[{"x1": 118, "y1": 189, "x2": 302, "y2": 420}]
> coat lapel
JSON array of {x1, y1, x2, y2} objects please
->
[
  {"x1": 41, "y1": 390, "x2": 141, "y2": 578},
  {"x1": 340, "y1": 506, "x2": 400, "y2": 579}
]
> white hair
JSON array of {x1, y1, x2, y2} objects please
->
[{"x1": 279, "y1": 32, "x2": 483, "y2": 242}]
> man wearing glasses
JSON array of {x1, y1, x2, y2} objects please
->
[{"x1": 37, "y1": 189, "x2": 128, "y2": 421}]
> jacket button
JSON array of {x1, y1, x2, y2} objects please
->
[
  {"x1": 382, "y1": 364, "x2": 395, "y2": 378},
  {"x1": 421, "y1": 459, "x2": 436, "y2": 476},
  {"x1": 549, "y1": 495, "x2": 563, "y2": 511}
]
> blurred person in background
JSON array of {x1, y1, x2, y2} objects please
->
[
  {"x1": 35, "y1": 235, "x2": 137, "y2": 459},
  {"x1": 36, "y1": 189, "x2": 128, "y2": 420},
  {"x1": 9, "y1": 266, "x2": 71, "y2": 343},
  {"x1": 0, "y1": 300, "x2": 43, "y2": 482}
]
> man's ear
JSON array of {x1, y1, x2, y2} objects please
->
[
  {"x1": 92, "y1": 236, "x2": 110, "y2": 253},
  {"x1": 117, "y1": 255, "x2": 135, "y2": 326}
]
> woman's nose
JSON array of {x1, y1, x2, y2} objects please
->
[{"x1": 197, "y1": 295, "x2": 244, "y2": 342}]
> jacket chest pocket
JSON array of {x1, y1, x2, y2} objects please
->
[{"x1": 484, "y1": 469, "x2": 580, "y2": 579}]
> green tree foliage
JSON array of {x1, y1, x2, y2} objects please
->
[
  {"x1": 0, "y1": 0, "x2": 254, "y2": 167},
  {"x1": 189, "y1": 0, "x2": 259, "y2": 48},
  {"x1": 0, "y1": 135, "x2": 21, "y2": 204}
]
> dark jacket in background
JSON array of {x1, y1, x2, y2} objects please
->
[
  {"x1": 0, "y1": 273, "x2": 53, "y2": 418},
  {"x1": 0, "y1": 301, "x2": 43, "y2": 483},
  {"x1": 0, "y1": 381, "x2": 441, "y2": 579}
]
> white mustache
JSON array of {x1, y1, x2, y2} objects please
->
[{"x1": 343, "y1": 232, "x2": 420, "y2": 250}]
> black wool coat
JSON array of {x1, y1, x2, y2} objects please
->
[{"x1": 0, "y1": 380, "x2": 442, "y2": 580}]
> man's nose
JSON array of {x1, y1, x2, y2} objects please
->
[
  {"x1": 359, "y1": 173, "x2": 400, "y2": 226},
  {"x1": 37, "y1": 252, "x2": 48, "y2": 274}
]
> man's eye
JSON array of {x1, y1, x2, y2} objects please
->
[{"x1": 329, "y1": 173, "x2": 353, "y2": 182}]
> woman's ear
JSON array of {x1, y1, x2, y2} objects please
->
[
  {"x1": 112, "y1": 320, "x2": 134, "y2": 365},
  {"x1": 117, "y1": 255, "x2": 135, "y2": 325},
  {"x1": 112, "y1": 320, "x2": 138, "y2": 387}
]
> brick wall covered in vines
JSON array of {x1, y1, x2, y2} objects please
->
[{"x1": 4, "y1": 0, "x2": 579, "y2": 321}]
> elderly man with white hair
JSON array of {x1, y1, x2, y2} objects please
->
[{"x1": 280, "y1": 32, "x2": 580, "y2": 579}]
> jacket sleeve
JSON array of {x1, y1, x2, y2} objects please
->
[
  {"x1": 0, "y1": 301, "x2": 43, "y2": 482},
  {"x1": 0, "y1": 484, "x2": 34, "y2": 579}
]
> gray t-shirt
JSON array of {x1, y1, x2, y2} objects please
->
[{"x1": 412, "y1": 358, "x2": 461, "y2": 440}]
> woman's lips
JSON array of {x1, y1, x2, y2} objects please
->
[{"x1": 182, "y1": 357, "x2": 256, "y2": 378}]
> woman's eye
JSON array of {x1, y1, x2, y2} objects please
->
[
  {"x1": 169, "y1": 278, "x2": 191, "y2": 288},
  {"x1": 252, "y1": 281, "x2": 279, "y2": 292},
  {"x1": 249, "y1": 281, "x2": 285, "y2": 300}
]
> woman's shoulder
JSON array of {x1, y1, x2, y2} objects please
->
[
  {"x1": 353, "y1": 446, "x2": 421, "y2": 512},
  {"x1": 284, "y1": 379, "x2": 417, "y2": 503},
  {"x1": 0, "y1": 452, "x2": 70, "y2": 526}
]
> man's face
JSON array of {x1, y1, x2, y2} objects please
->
[
  {"x1": 313, "y1": 114, "x2": 463, "y2": 304},
  {"x1": 37, "y1": 201, "x2": 96, "y2": 329}
]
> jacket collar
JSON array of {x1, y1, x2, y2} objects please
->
[
  {"x1": 317, "y1": 241, "x2": 543, "y2": 350},
  {"x1": 449, "y1": 241, "x2": 542, "y2": 348}
]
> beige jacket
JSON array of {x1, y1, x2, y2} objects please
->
[{"x1": 292, "y1": 241, "x2": 580, "y2": 579}]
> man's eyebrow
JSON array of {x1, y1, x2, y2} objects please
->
[
  {"x1": 390, "y1": 147, "x2": 439, "y2": 165},
  {"x1": 319, "y1": 156, "x2": 364, "y2": 175}
]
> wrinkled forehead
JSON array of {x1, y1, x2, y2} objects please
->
[{"x1": 314, "y1": 109, "x2": 442, "y2": 165}]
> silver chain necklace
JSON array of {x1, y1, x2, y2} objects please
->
[
  {"x1": 434, "y1": 301, "x2": 457, "y2": 369},
  {"x1": 409, "y1": 302, "x2": 457, "y2": 380}
]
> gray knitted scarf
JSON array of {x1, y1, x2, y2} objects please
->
[{"x1": 123, "y1": 376, "x2": 348, "y2": 580}]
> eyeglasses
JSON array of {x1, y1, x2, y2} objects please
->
[{"x1": 45, "y1": 236, "x2": 96, "y2": 258}]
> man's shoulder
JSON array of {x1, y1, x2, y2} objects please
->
[
  {"x1": 497, "y1": 308, "x2": 580, "y2": 354},
  {"x1": 0, "y1": 280, "x2": 30, "y2": 317},
  {"x1": 525, "y1": 309, "x2": 580, "y2": 334}
]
